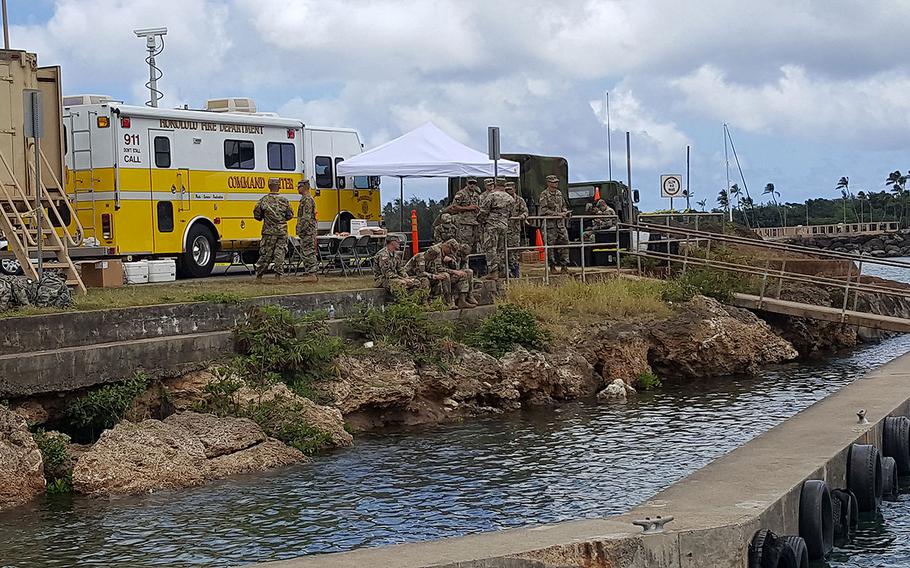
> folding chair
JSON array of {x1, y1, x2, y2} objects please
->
[
  {"x1": 317, "y1": 237, "x2": 339, "y2": 275},
  {"x1": 354, "y1": 235, "x2": 373, "y2": 273},
  {"x1": 334, "y1": 235, "x2": 359, "y2": 277},
  {"x1": 285, "y1": 237, "x2": 303, "y2": 275}
]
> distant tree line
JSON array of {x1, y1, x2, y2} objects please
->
[
  {"x1": 703, "y1": 170, "x2": 910, "y2": 228},
  {"x1": 382, "y1": 197, "x2": 447, "y2": 241}
]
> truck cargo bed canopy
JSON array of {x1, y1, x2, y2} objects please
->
[{"x1": 335, "y1": 122, "x2": 519, "y2": 178}]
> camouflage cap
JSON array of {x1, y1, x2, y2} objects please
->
[
  {"x1": 268, "y1": 177, "x2": 281, "y2": 187},
  {"x1": 546, "y1": 175, "x2": 559, "y2": 183},
  {"x1": 495, "y1": 178, "x2": 506, "y2": 187},
  {"x1": 466, "y1": 177, "x2": 478, "y2": 184},
  {"x1": 459, "y1": 243, "x2": 471, "y2": 255},
  {"x1": 297, "y1": 178, "x2": 311, "y2": 187},
  {"x1": 440, "y1": 212, "x2": 453, "y2": 223},
  {"x1": 385, "y1": 234, "x2": 401, "y2": 244},
  {"x1": 505, "y1": 180, "x2": 516, "y2": 188},
  {"x1": 484, "y1": 178, "x2": 494, "y2": 186}
]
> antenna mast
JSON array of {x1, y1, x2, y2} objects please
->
[
  {"x1": 605, "y1": 91, "x2": 613, "y2": 181},
  {"x1": 134, "y1": 27, "x2": 167, "y2": 107}
]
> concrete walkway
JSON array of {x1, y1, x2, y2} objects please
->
[{"x1": 253, "y1": 351, "x2": 910, "y2": 568}]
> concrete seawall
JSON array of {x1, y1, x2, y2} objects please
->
[{"x1": 254, "y1": 351, "x2": 910, "y2": 568}]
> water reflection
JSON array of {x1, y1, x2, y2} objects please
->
[{"x1": 1, "y1": 335, "x2": 909, "y2": 567}]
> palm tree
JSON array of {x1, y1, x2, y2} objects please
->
[
  {"x1": 763, "y1": 183, "x2": 784, "y2": 226},
  {"x1": 728, "y1": 184, "x2": 748, "y2": 227},
  {"x1": 836, "y1": 177, "x2": 850, "y2": 224},
  {"x1": 885, "y1": 170, "x2": 908, "y2": 227},
  {"x1": 696, "y1": 198, "x2": 707, "y2": 212},
  {"x1": 717, "y1": 189, "x2": 730, "y2": 218}
]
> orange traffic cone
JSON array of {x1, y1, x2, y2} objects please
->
[
  {"x1": 594, "y1": 186, "x2": 601, "y2": 201},
  {"x1": 535, "y1": 228, "x2": 545, "y2": 262}
]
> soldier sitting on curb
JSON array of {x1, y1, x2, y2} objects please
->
[
  {"x1": 404, "y1": 246, "x2": 454, "y2": 308},
  {"x1": 373, "y1": 235, "x2": 426, "y2": 296}
]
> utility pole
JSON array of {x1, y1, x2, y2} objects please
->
[
  {"x1": 2, "y1": 0, "x2": 9, "y2": 49},
  {"x1": 685, "y1": 145, "x2": 691, "y2": 211},
  {"x1": 605, "y1": 91, "x2": 613, "y2": 181},
  {"x1": 723, "y1": 123, "x2": 732, "y2": 222}
]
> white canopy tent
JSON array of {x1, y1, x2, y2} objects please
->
[{"x1": 336, "y1": 122, "x2": 520, "y2": 228}]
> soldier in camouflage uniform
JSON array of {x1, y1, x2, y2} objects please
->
[
  {"x1": 445, "y1": 178, "x2": 481, "y2": 253},
  {"x1": 538, "y1": 174, "x2": 571, "y2": 272},
  {"x1": 443, "y1": 238, "x2": 478, "y2": 307},
  {"x1": 295, "y1": 179, "x2": 319, "y2": 281},
  {"x1": 433, "y1": 212, "x2": 458, "y2": 244},
  {"x1": 505, "y1": 181, "x2": 529, "y2": 278},
  {"x1": 404, "y1": 245, "x2": 454, "y2": 307},
  {"x1": 253, "y1": 178, "x2": 294, "y2": 280},
  {"x1": 478, "y1": 178, "x2": 515, "y2": 279},
  {"x1": 583, "y1": 199, "x2": 616, "y2": 241},
  {"x1": 373, "y1": 235, "x2": 426, "y2": 296}
]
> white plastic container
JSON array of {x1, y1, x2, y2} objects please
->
[
  {"x1": 147, "y1": 259, "x2": 177, "y2": 283},
  {"x1": 123, "y1": 260, "x2": 149, "y2": 285}
]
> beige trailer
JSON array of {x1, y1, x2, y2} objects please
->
[{"x1": 0, "y1": 49, "x2": 84, "y2": 292}]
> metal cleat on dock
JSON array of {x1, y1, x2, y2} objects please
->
[{"x1": 632, "y1": 515, "x2": 674, "y2": 534}]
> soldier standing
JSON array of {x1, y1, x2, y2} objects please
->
[
  {"x1": 478, "y1": 178, "x2": 515, "y2": 279},
  {"x1": 433, "y1": 212, "x2": 458, "y2": 244},
  {"x1": 505, "y1": 181, "x2": 528, "y2": 278},
  {"x1": 253, "y1": 178, "x2": 294, "y2": 280},
  {"x1": 373, "y1": 235, "x2": 426, "y2": 296},
  {"x1": 295, "y1": 179, "x2": 319, "y2": 282},
  {"x1": 538, "y1": 174, "x2": 571, "y2": 273},
  {"x1": 445, "y1": 178, "x2": 481, "y2": 253}
]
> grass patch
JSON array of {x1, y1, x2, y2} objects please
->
[
  {"x1": 32, "y1": 429, "x2": 74, "y2": 494},
  {"x1": 467, "y1": 304, "x2": 549, "y2": 357},
  {"x1": 61, "y1": 373, "x2": 150, "y2": 443},
  {"x1": 505, "y1": 277, "x2": 670, "y2": 337},
  {"x1": 191, "y1": 292, "x2": 247, "y2": 305},
  {"x1": 665, "y1": 267, "x2": 746, "y2": 304}
]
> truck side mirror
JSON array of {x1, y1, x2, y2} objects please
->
[{"x1": 632, "y1": 189, "x2": 640, "y2": 203}]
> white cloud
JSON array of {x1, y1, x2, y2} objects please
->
[{"x1": 672, "y1": 64, "x2": 910, "y2": 147}]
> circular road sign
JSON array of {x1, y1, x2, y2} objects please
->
[{"x1": 660, "y1": 174, "x2": 683, "y2": 198}]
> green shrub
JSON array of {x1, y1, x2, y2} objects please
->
[
  {"x1": 242, "y1": 398, "x2": 333, "y2": 455},
  {"x1": 32, "y1": 429, "x2": 73, "y2": 494},
  {"x1": 62, "y1": 373, "x2": 149, "y2": 443},
  {"x1": 636, "y1": 371, "x2": 662, "y2": 391},
  {"x1": 233, "y1": 305, "x2": 345, "y2": 392},
  {"x1": 667, "y1": 268, "x2": 745, "y2": 304},
  {"x1": 350, "y1": 294, "x2": 454, "y2": 365},
  {"x1": 468, "y1": 303, "x2": 549, "y2": 357},
  {"x1": 194, "y1": 372, "x2": 245, "y2": 416},
  {"x1": 660, "y1": 279, "x2": 697, "y2": 303}
]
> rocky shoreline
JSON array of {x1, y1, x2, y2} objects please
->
[{"x1": 0, "y1": 290, "x2": 895, "y2": 510}]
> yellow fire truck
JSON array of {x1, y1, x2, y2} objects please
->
[{"x1": 63, "y1": 96, "x2": 381, "y2": 277}]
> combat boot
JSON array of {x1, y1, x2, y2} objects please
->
[
  {"x1": 559, "y1": 265, "x2": 570, "y2": 274},
  {"x1": 456, "y1": 293, "x2": 471, "y2": 309},
  {"x1": 467, "y1": 288, "x2": 480, "y2": 306}
]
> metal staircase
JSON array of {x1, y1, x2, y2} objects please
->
[{"x1": 0, "y1": 146, "x2": 86, "y2": 294}]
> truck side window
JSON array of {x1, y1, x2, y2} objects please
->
[
  {"x1": 157, "y1": 201, "x2": 174, "y2": 232},
  {"x1": 315, "y1": 156, "x2": 333, "y2": 188},
  {"x1": 267, "y1": 142, "x2": 296, "y2": 171},
  {"x1": 224, "y1": 140, "x2": 254, "y2": 170},
  {"x1": 354, "y1": 176, "x2": 370, "y2": 189},
  {"x1": 335, "y1": 157, "x2": 345, "y2": 189},
  {"x1": 154, "y1": 137, "x2": 171, "y2": 168}
]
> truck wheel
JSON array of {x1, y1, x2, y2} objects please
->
[
  {"x1": 0, "y1": 257, "x2": 21, "y2": 276},
  {"x1": 178, "y1": 224, "x2": 216, "y2": 278}
]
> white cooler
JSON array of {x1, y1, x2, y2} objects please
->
[
  {"x1": 123, "y1": 260, "x2": 149, "y2": 285},
  {"x1": 147, "y1": 259, "x2": 177, "y2": 283}
]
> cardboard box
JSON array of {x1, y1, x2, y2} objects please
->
[
  {"x1": 521, "y1": 250, "x2": 543, "y2": 264},
  {"x1": 80, "y1": 260, "x2": 124, "y2": 288}
]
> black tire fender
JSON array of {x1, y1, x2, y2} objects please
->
[
  {"x1": 848, "y1": 444, "x2": 883, "y2": 513},
  {"x1": 749, "y1": 529, "x2": 799, "y2": 568},
  {"x1": 883, "y1": 415, "x2": 910, "y2": 476},
  {"x1": 780, "y1": 535, "x2": 809, "y2": 568},
  {"x1": 882, "y1": 456, "x2": 900, "y2": 501},
  {"x1": 831, "y1": 488, "x2": 858, "y2": 538},
  {"x1": 798, "y1": 479, "x2": 834, "y2": 561}
]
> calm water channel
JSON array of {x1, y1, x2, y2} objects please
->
[{"x1": 1, "y1": 262, "x2": 909, "y2": 567}]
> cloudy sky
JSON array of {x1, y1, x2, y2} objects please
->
[{"x1": 9, "y1": 0, "x2": 910, "y2": 210}]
